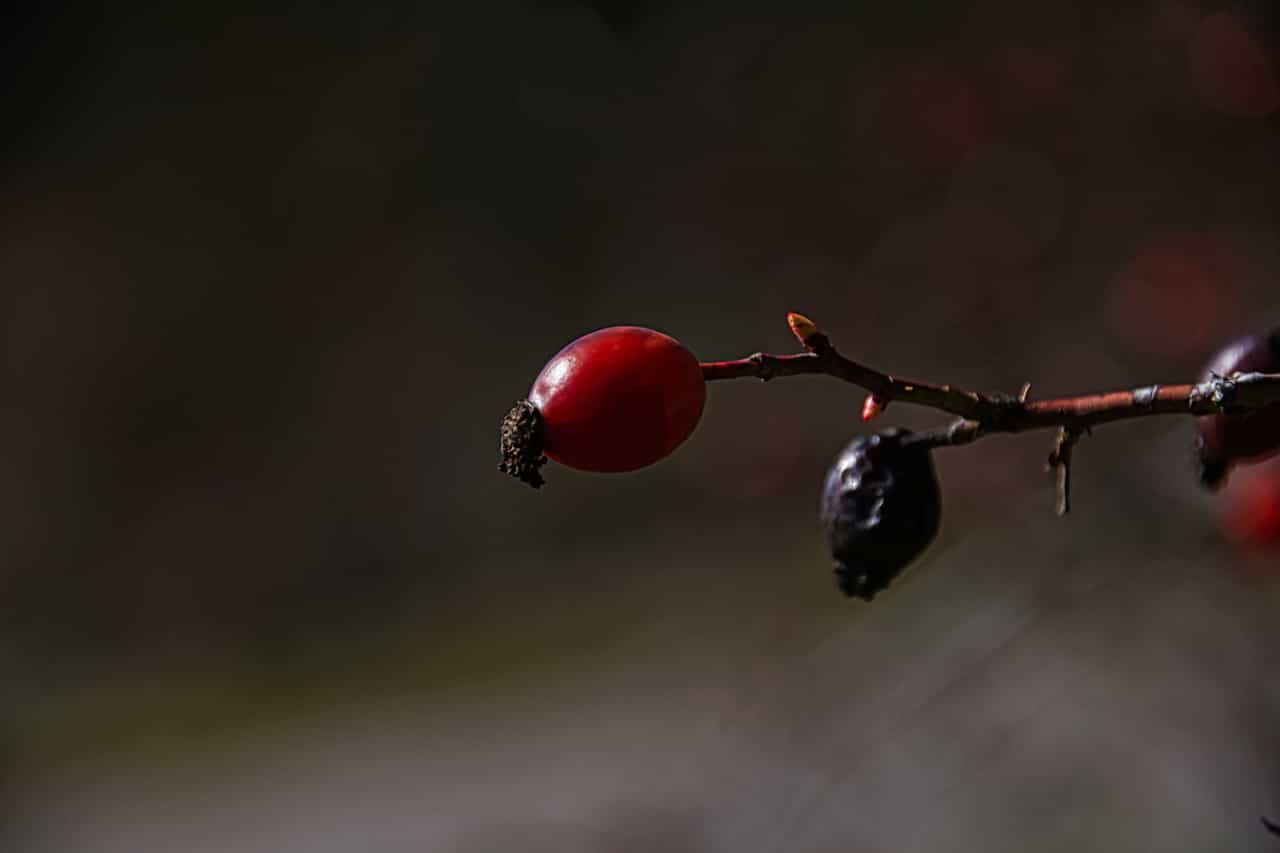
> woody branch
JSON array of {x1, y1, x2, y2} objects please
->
[{"x1": 699, "y1": 313, "x2": 1280, "y2": 513}]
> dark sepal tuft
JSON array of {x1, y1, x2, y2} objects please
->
[{"x1": 499, "y1": 399, "x2": 548, "y2": 488}]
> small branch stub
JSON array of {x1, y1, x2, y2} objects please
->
[
  {"x1": 498, "y1": 399, "x2": 547, "y2": 488},
  {"x1": 1046, "y1": 425, "x2": 1084, "y2": 516}
]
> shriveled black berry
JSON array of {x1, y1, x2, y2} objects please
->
[
  {"x1": 820, "y1": 428, "x2": 942, "y2": 601},
  {"x1": 1195, "y1": 327, "x2": 1280, "y2": 489}
]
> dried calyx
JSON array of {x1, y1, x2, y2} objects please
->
[{"x1": 498, "y1": 400, "x2": 547, "y2": 489}]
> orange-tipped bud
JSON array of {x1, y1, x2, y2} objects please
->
[
  {"x1": 861, "y1": 395, "x2": 888, "y2": 422},
  {"x1": 786, "y1": 312, "x2": 820, "y2": 347}
]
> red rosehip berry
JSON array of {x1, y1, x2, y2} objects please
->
[
  {"x1": 820, "y1": 429, "x2": 942, "y2": 601},
  {"x1": 1195, "y1": 327, "x2": 1280, "y2": 488},
  {"x1": 499, "y1": 326, "x2": 706, "y2": 487}
]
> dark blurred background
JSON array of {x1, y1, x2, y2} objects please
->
[{"x1": 5, "y1": 2, "x2": 1280, "y2": 850}]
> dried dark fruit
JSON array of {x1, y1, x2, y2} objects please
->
[
  {"x1": 820, "y1": 428, "x2": 942, "y2": 601},
  {"x1": 1195, "y1": 327, "x2": 1280, "y2": 489}
]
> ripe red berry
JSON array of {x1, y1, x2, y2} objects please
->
[
  {"x1": 1195, "y1": 327, "x2": 1280, "y2": 488},
  {"x1": 499, "y1": 326, "x2": 706, "y2": 486}
]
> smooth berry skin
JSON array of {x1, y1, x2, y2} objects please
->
[
  {"x1": 528, "y1": 326, "x2": 706, "y2": 473},
  {"x1": 820, "y1": 429, "x2": 941, "y2": 601},
  {"x1": 1196, "y1": 328, "x2": 1280, "y2": 488}
]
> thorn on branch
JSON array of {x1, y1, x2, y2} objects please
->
[
  {"x1": 1047, "y1": 425, "x2": 1084, "y2": 516},
  {"x1": 1262, "y1": 815, "x2": 1280, "y2": 837}
]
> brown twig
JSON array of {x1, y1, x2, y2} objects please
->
[
  {"x1": 1046, "y1": 425, "x2": 1084, "y2": 516},
  {"x1": 700, "y1": 313, "x2": 1280, "y2": 511}
]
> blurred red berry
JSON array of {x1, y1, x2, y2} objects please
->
[
  {"x1": 1223, "y1": 471, "x2": 1280, "y2": 547},
  {"x1": 1111, "y1": 235, "x2": 1237, "y2": 360},
  {"x1": 1189, "y1": 10, "x2": 1280, "y2": 119},
  {"x1": 867, "y1": 58, "x2": 988, "y2": 175},
  {"x1": 1195, "y1": 328, "x2": 1280, "y2": 488},
  {"x1": 528, "y1": 326, "x2": 706, "y2": 473}
]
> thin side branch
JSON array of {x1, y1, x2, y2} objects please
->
[{"x1": 1046, "y1": 426, "x2": 1084, "y2": 516}]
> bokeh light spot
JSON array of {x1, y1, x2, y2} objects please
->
[
  {"x1": 1108, "y1": 234, "x2": 1238, "y2": 358},
  {"x1": 867, "y1": 58, "x2": 988, "y2": 174},
  {"x1": 1189, "y1": 9, "x2": 1280, "y2": 118}
]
